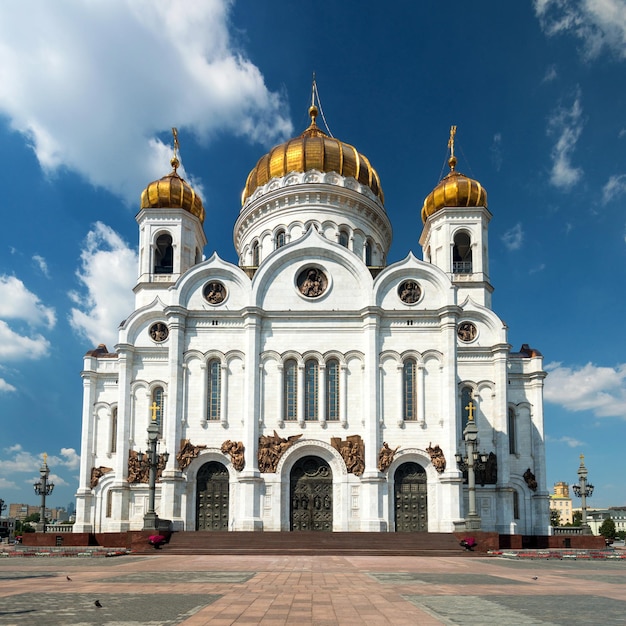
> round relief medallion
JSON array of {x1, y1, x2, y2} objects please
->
[
  {"x1": 149, "y1": 322, "x2": 169, "y2": 342},
  {"x1": 398, "y1": 280, "x2": 421, "y2": 304},
  {"x1": 297, "y1": 267, "x2": 328, "y2": 298},
  {"x1": 203, "y1": 281, "x2": 227, "y2": 305},
  {"x1": 457, "y1": 321, "x2": 477, "y2": 342}
]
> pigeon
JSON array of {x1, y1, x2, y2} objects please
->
[
  {"x1": 531, "y1": 576, "x2": 538, "y2": 580},
  {"x1": 94, "y1": 600, "x2": 102, "y2": 608},
  {"x1": 66, "y1": 576, "x2": 72, "y2": 581}
]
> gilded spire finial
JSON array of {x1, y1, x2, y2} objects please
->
[
  {"x1": 448, "y1": 125, "x2": 457, "y2": 172},
  {"x1": 309, "y1": 72, "x2": 319, "y2": 125},
  {"x1": 43, "y1": 452, "x2": 48, "y2": 465},
  {"x1": 171, "y1": 127, "x2": 180, "y2": 172}
]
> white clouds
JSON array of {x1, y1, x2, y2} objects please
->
[
  {"x1": 32, "y1": 255, "x2": 50, "y2": 278},
  {"x1": 602, "y1": 173, "x2": 626, "y2": 203},
  {"x1": 534, "y1": 0, "x2": 626, "y2": 60},
  {"x1": 69, "y1": 222, "x2": 136, "y2": 348},
  {"x1": 546, "y1": 434, "x2": 585, "y2": 447},
  {"x1": 544, "y1": 361, "x2": 626, "y2": 418},
  {"x1": 0, "y1": 275, "x2": 56, "y2": 328},
  {"x1": 0, "y1": 0, "x2": 292, "y2": 206},
  {"x1": 0, "y1": 378, "x2": 17, "y2": 393},
  {"x1": 502, "y1": 223, "x2": 524, "y2": 250},
  {"x1": 0, "y1": 276, "x2": 55, "y2": 362},
  {"x1": 547, "y1": 91, "x2": 584, "y2": 189}
]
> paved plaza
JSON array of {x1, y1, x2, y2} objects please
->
[{"x1": 0, "y1": 553, "x2": 625, "y2": 625}]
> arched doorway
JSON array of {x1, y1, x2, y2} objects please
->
[
  {"x1": 394, "y1": 462, "x2": 428, "y2": 532},
  {"x1": 290, "y1": 456, "x2": 332, "y2": 531},
  {"x1": 196, "y1": 461, "x2": 229, "y2": 531}
]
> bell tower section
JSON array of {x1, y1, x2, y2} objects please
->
[{"x1": 419, "y1": 127, "x2": 493, "y2": 308}]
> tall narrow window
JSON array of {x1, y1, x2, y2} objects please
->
[
  {"x1": 364, "y1": 240, "x2": 372, "y2": 266},
  {"x1": 284, "y1": 359, "x2": 298, "y2": 421},
  {"x1": 208, "y1": 359, "x2": 221, "y2": 421},
  {"x1": 110, "y1": 407, "x2": 117, "y2": 453},
  {"x1": 151, "y1": 386, "x2": 165, "y2": 435},
  {"x1": 275, "y1": 229, "x2": 285, "y2": 249},
  {"x1": 461, "y1": 386, "x2": 473, "y2": 431},
  {"x1": 452, "y1": 232, "x2": 472, "y2": 273},
  {"x1": 338, "y1": 230, "x2": 349, "y2": 247},
  {"x1": 326, "y1": 359, "x2": 340, "y2": 421},
  {"x1": 106, "y1": 490, "x2": 113, "y2": 518},
  {"x1": 513, "y1": 490, "x2": 520, "y2": 520},
  {"x1": 154, "y1": 234, "x2": 173, "y2": 274},
  {"x1": 403, "y1": 359, "x2": 417, "y2": 421},
  {"x1": 304, "y1": 359, "x2": 319, "y2": 421},
  {"x1": 508, "y1": 407, "x2": 517, "y2": 454},
  {"x1": 252, "y1": 241, "x2": 260, "y2": 266}
]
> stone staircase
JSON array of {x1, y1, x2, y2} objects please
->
[{"x1": 148, "y1": 531, "x2": 478, "y2": 557}]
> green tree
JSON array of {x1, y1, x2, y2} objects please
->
[
  {"x1": 599, "y1": 518, "x2": 616, "y2": 539},
  {"x1": 572, "y1": 511, "x2": 582, "y2": 527},
  {"x1": 550, "y1": 509, "x2": 561, "y2": 527}
]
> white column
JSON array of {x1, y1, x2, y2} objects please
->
[
  {"x1": 340, "y1": 364, "x2": 348, "y2": 427},
  {"x1": 417, "y1": 363, "x2": 426, "y2": 426},
  {"x1": 319, "y1": 364, "x2": 327, "y2": 425},
  {"x1": 220, "y1": 362, "x2": 228, "y2": 427},
  {"x1": 277, "y1": 364, "x2": 284, "y2": 427},
  {"x1": 397, "y1": 363, "x2": 404, "y2": 427}
]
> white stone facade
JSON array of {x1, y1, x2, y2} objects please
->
[{"x1": 75, "y1": 142, "x2": 549, "y2": 536}]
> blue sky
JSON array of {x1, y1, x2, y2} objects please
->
[{"x1": 1, "y1": 0, "x2": 625, "y2": 513}]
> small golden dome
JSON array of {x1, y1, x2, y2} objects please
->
[
  {"x1": 421, "y1": 130, "x2": 488, "y2": 223},
  {"x1": 241, "y1": 105, "x2": 384, "y2": 205},
  {"x1": 140, "y1": 156, "x2": 205, "y2": 223}
]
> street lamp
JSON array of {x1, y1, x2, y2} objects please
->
[
  {"x1": 455, "y1": 400, "x2": 488, "y2": 531},
  {"x1": 572, "y1": 454, "x2": 594, "y2": 534},
  {"x1": 138, "y1": 402, "x2": 169, "y2": 530},
  {"x1": 33, "y1": 453, "x2": 54, "y2": 533}
]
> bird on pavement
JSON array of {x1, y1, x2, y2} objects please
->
[
  {"x1": 94, "y1": 600, "x2": 102, "y2": 608},
  {"x1": 66, "y1": 576, "x2": 72, "y2": 581}
]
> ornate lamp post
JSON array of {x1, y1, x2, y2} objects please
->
[
  {"x1": 455, "y1": 400, "x2": 488, "y2": 531},
  {"x1": 572, "y1": 454, "x2": 594, "y2": 534},
  {"x1": 33, "y1": 453, "x2": 54, "y2": 533},
  {"x1": 138, "y1": 402, "x2": 169, "y2": 531},
  {"x1": 0, "y1": 498, "x2": 6, "y2": 516}
]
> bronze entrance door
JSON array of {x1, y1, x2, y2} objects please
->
[
  {"x1": 196, "y1": 461, "x2": 229, "y2": 530},
  {"x1": 394, "y1": 462, "x2": 428, "y2": 532},
  {"x1": 290, "y1": 456, "x2": 332, "y2": 531}
]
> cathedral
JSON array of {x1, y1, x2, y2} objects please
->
[{"x1": 74, "y1": 96, "x2": 549, "y2": 535}]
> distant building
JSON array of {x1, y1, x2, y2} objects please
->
[
  {"x1": 549, "y1": 482, "x2": 573, "y2": 525},
  {"x1": 8, "y1": 503, "x2": 67, "y2": 523},
  {"x1": 586, "y1": 508, "x2": 626, "y2": 536}
]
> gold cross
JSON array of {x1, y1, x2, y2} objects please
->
[
  {"x1": 580, "y1": 453, "x2": 585, "y2": 463},
  {"x1": 43, "y1": 452, "x2": 47, "y2": 465},
  {"x1": 172, "y1": 127, "x2": 179, "y2": 158},
  {"x1": 150, "y1": 401, "x2": 160, "y2": 422},
  {"x1": 448, "y1": 125, "x2": 457, "y2": 158},
  {"x1": 465, "y1": 400, "x2": 475, "y2": 421}
]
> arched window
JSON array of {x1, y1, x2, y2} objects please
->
[
  {"x1": 151, "y1": 386, "x2": 165, "y2": 435},
  {"x1": 110, "y1": 407, "x2": 117, "y2": 454},
  {"x1": 275, "y1": 229, "x2": 286, "y2": 249},
  {"x1": 251, "y1": 241, "x2": 260, "y2": 267},
  {"x1": 461, "y1": 386, "x2": 473, "y2": 432},
  {"x1": 208, "y1": 359, "x2": 221, "y2": 421},
  {"x1": 508, "y1": 407, "x2": 517, "y2": 454},
  {"x1": 326, "y1": 359, "x2": 340, "y2": 421},
  {"x1": 364, "y1": 240, "x2": 372, "y2": 266},
  {"x1": 154, "y1": 234, "x2": 173, "y2": 274},
  {"x1": 304, "y1": 359, "x2": 319, "y2": 421},
  {"x1": 453, "y1": 231, "x2": 472, "y2": 273},
  {"x1": 284, "y1": 359, "x2": 298, "y2": 421},
  {"x1": 403, "y1": 359, "x2": 417, "y2": 421},
  {"x1": 338, "y1": 230, "x2": 349, "y2": 248}
]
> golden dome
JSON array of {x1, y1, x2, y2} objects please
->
[
  {"x1": 421, "y1": 128, "x2": 488, "y2": 223},
  {"x1": 241, "y1": 105, "x2": 384, "y2": 206},
  {"x1": 140, "y1": 156, "x2": 205, "y2": 224}
]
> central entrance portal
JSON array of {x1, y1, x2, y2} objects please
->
[
  {"x1": 394, "y1": 462, "x2": 428, "y2": 532},
  {"x1": 290, "y1": 456, "x2": 332, "y2": 531},
  {"x1": 196, "y1": 461, "x2": 229, "y2": 531}
]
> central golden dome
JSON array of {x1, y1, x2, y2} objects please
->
[{"x1": 242, "y1": 105, "x2": 384, "y2": 206}]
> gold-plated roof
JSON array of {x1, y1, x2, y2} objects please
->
[
  {"x1": 241, "y1": 105, "x2": 384, "y2": 205},
  {"x1": 421, "y1": 126, "x2": 487, "y2": 224},
  {"x1": 140, "y1": 129, "x2": 205, "y2": 223}
]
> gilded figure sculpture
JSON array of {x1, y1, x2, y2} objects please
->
[
  {"x1": 331, "y1": 435, "x2": 365, "y2": 476},
  {"x1": 426, "y1": 442, "x2": 446, "y2": 474},
  {"x1": 176, "y1": 439, "x2": 208, "y2": 471},
  {"x1": 90, "y1": 466, "x2": 112, "y2": 488},
  {"x1": 221, "y1": 440, "x2": 245, "y2": 471},
  {"x1": 258, "y1": 431, "x2": 303, "y2": 473},
  {"x1": 377, "y1": 442, "x2": 399, "y2": 472}
]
